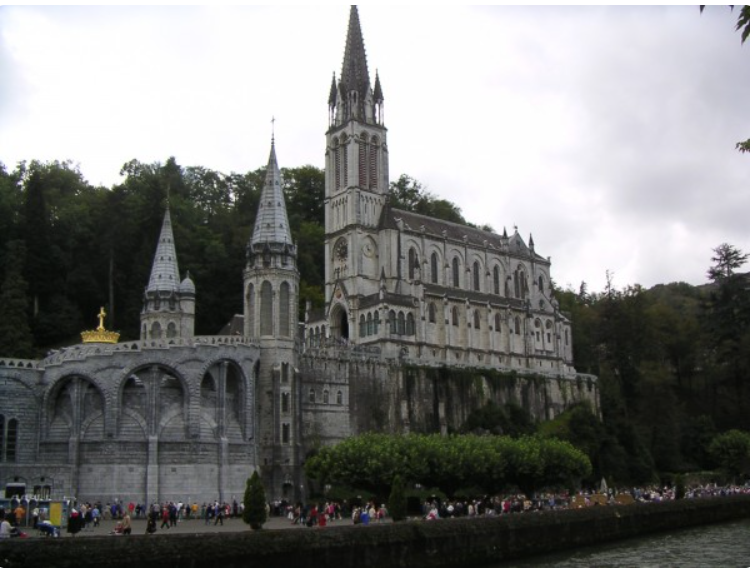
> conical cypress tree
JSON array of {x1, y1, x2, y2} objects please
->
[
  {"x1": 242, "y1": 471, "x2": 267, "y2": 530},
  {"x1": 388, "y1": 474, "x2": 407, "y2": 522}
]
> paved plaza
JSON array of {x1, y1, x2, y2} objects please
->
[{"x1": 28, "y1": 515, "x2": 380, "y2": 538}]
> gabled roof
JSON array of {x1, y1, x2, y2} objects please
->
[{"x1": 379, "y1": 205, "x2": 548, "y2": 262}]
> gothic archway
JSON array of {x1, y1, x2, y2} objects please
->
[{"x1": 330, "y1": 304, "x2": 349, "y2": 340}]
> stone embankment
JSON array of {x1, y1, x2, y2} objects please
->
[{"x1": 0, "y1": 496, "x2": 748, "y2": 567}]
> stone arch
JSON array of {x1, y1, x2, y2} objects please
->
[
  {"x1": 119, "y1": 407, "x2": 147, "y2": 440},
  {"x1": 330, "y1": 303, "x2": 349, "y2": 340},
  {"x1": 45, "y1": 374, "x2": 105, "y2": 441},
  {"x1": 117, "y1": 363, "x2": 190, "y2": 439}
]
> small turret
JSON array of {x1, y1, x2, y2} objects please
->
[{"x1": 141, "y1": 205, "x2": 195, "y2": 340}]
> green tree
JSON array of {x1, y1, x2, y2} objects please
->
[
  {"x1": 0, "y1": 241, "x2": 35, "y2": 358},
  {"x1": 388, "y1": 474, "x2": 407, "y2": 522},
  {"x1": 242, "y1": 471, "x2": 268, "y2": 530},
  {"x1": 708, "y1": 430, "x2": 750, "y2": 483},
  {"x1": 704, "y1": 244, "x2": 750, "y2": 430},
  {"x1": 389, "y1": 174, "x2": 469, "y2": 226}
]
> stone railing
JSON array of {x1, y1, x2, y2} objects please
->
[
  {"x1": 0, "y1": 358, "x2": 42, "y2": 370},
  {"x1": 302, "y1": 342, "x2": 382, "y2": 360},
  {"x1": 39, "y1": 336, "x2": 259, "y2": 367}
]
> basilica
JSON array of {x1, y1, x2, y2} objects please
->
[{"x1": 0, "y1": 7, "x2": 597, "y2": 505}]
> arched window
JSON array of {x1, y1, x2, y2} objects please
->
[
  {"x1": 389, "y1": 310, "x2": 397, "y2": 334},
  {"x1": 452, "y1": 306, "x2": 459, "y2": 326},
  {"x1": 428, "y1": 303, "x2": 436, "y2": 324},
  {"x1": 398, "y1": 312, "x2": 406, "y2": 335},
  {"x1": 246, "y1": 283, "x2": 255, "y2": 335},
  {"x1": 514, "y1": 316, "x2": 521, "y2": 335},
  {"x1": 309, "y1": 389, "x2": 315, "y2": 403},
  {"x1": 370, "y1": 136, "x2": 379, "y2": 189},
  {"x1": 473, "y1": 261, "x2": 480, "y2": 291},
  {"x1": 282, "y1": 423, "x2": 290, "y2": 444},
  {"x1": 323, "y1": 390, "x2": 330, "y2": 404},
  {"x1": 150, "y1": 322, "x2": 162, "y2": 340},
  {"x1": 337, "y1": 390, "x2": 343, "y2": 405},
  {"x1": 281, "y1": 393, "x2": 290, "y2": 413},
  {"x1": 431, "y1": 253, "x2": 439, "y2": 284},
  {"x1": 333, "y1": 138, "x2": 341, "y2": 190},
  {"x1": 279, "y1": 282, "x2": 290, "y2": 337},
  {"x1": 408, "y1": 248, "x2": 418, "y2": 280},
  {"x1": 493, "y1": 266, "x2": 500, "y2": 295},
  {"x1": 452, "y1": 257, "x2": 460, "y2": 288},
  {"x1": 366, "y1": 313, "x2": 373, "y2": 336},
  {"x1": 340, "y1": 133, "x2": 349, "y2": 187},
  {"x1": 473, "y1": 310, "x2": 481, "y2": 329},
  {"x1": 374, "y1": 313, "x2": 379, "y2": 335},
  {"x1": 360, "y1": 314, "x2": 366, "y2": 337},
  {"x1": 166, "y1": 322, "x2": 177, "y2": 338},
  {"x1": 538, "y1": 275, "x2": 544, "y2": 293},
  {"x1": 261, "y1": 281, "x2": 274, "y2": 335},
  {"x1": 495, "y1": 313, "x2": 503, "y2": 332},
  {"x1": 282, "y1": 362, "x2": 289, "y2": 383},
  {"x1": 359, "y1": 133, "x2": 369, "y2": 187},
  {"x1": 407, "y1": 313, "x2": 415, "y2": 335}
]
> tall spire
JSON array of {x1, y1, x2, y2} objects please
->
[
  {"x1": 251, "y1": 139, "x2": 293, "y2": 246},
  {"x1": 146, "y1": 206, "x2": 181, "y2": 293},
  {"x1": 340, "y1": 6, "x2": 371, "y2": 100}
]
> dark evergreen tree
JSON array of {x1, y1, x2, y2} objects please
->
[
  {"x1": 0, "y1": 241, "x2": 35, "y2": 358},
  {"x1": 388, "y1": 474, "x2": 407, "y2": 522},
  {"x1": 242, "y1": 471, "x2": 267, "y2": 530}
]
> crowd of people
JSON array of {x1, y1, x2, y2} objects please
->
[{"x1": 0, "y1": 483, "x2": 747, "y2": 538}]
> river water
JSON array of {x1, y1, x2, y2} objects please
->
[{"x1": 510, "y1": 519, "x2": 749, "y2": 568}]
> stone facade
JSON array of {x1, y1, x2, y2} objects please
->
[{"x1": 0, "y1": 7, "x2": 597, "y2": 506}]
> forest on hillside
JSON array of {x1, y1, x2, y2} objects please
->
[{"x1": 0, "y1": 158, "x2": 748, "y2": 486}]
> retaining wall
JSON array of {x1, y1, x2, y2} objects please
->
[{"x1": 0, "y1": 496, "x2": 748, "y2": 568}]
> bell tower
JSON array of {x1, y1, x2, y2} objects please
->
[
  {"x1": 244, "y1": 137, "x2": 301, "y2": 501},
  {"x1": 323, "y1": 6, "x2": 389, "y2": 333}
]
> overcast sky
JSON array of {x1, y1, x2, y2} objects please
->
[{"x1": 1, "y1": 5, "x2": 749, "y2": 292}]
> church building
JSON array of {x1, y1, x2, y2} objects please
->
[{"x1": 0, "y1": 7, "x2": 596, "y2": 506}]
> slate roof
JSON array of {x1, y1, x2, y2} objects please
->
[
  {"x1": 250, "y1": 141, "x2": 294, "y2": 247},
  {"x1": 339, "y1": 6, "x2": 371, "y2": 100},
  {"x1": 146, "y1": 207, "x2": 181, "y2": 293},
  {"x1": 379, "y1": 205, "x2": 548, "y2": 262}
]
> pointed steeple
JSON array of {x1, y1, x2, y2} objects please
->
[
  {"x1": 340, "y1": 6, "x2": 370, "y2": 100},
  {"x1": 146, "y1": 206, "x2": 181, "y2": 293},
  {"x1": 251, "y1": 139, "x2": 293, "y2": 247},
  {"x1": 373, "y1": 69, "x2": 384, "y2": 103},
  {"x1": 328, "y1": 72, "x2": 338, "y2": 108}
]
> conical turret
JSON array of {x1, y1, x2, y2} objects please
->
[
  {"x1": 250, "y1": 139, "x2": 294, "y2": 248},
  {"x1": 146, "y1": 207, "x2": 181, "y2": 293},
  {"x1": 141, "y1": 204, "x2": 195, "y2": 340}
]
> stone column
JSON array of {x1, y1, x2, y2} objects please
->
[
  {"x1": 146, "y1": 435, "x2": 159, "y2": 503},
  {"x1": 218, "y1": 437, "x2": 229, "y2": 503}
]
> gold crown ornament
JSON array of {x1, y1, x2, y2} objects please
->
[{"x1": 81, "y1": 307, "x2": 120, "y2": 344}]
